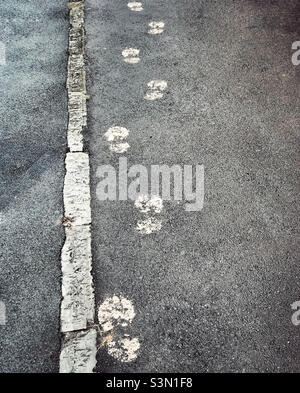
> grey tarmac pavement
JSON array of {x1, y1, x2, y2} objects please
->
[
  {"x1": 0, "y1": 1, "x2": 68, "y2": 372},
  {"x1": 85, "y1": 0, "x2": 300, "y2": 372},
  {"x1": 0, "y1": 0, "x2": 299, "y2": 374}
]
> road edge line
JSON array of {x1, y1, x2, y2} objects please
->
[{"x1": 59, "y1": 0, "x2": 97, "y2": 373}]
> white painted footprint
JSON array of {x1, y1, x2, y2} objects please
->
[
  {"x1": 127, "y1": 2, "x2": 143, "y2": 11},
  {"x1": 144, "y1": 80, "x2": 168, "y2": 101},
  {"x1": 98, "y1": 295, "x2": 140, "y2": 363},
  {"x1": 104, "y1": 126, "x2": 130, "y2": 153},
  {"x1": 148, "y1": 21, "x2": 165, "y2": 35},
  {"x1": 135, "y1": 195, "x2": 163, "y2": 234},
  {"x1": 98, "y1": 295, "x2": 135, "y2": 332},
  {"x1": 122, "y1": 48, "x2": 140, "y2": 64}
]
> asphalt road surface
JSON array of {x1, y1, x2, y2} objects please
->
[
  {"x1": 0, "y1": 0, "x2": 299, "y2": 373},
  {"x1": 0, "y1": 0, "x2": 68, "y2": 372},
  {"x1": 86, "y1": 0, "x2": 300, "y2": 372}
]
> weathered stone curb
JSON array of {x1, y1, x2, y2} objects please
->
[
  {"x1": 63, "y1": 152, "x2": 91, "y2": 226},
  {"x1": 67, "y1": 1, "x2": 87, "y2": 152},
  {"x1": 61, "y1": 210, "x2": 93, "y2": 333},
  {"x1": 60, "y1": 329, "x2": 97, "y2": 373},
  {"x1": 59, "y1": 1, "x2": 96, "y2": 373}
]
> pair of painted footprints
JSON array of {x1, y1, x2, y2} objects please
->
[
  {"x1": 97, "y1": 295, "x2": 140, "y2": 363},
  {"x1": 98, "y1": 4, "x2": 167, "y2": 364},
  {"x1": 127, "y1": 0, "x2": 165, "y2": 35},
  {"x1": 124, "y1": 2, "x2": 167, "y2": 100}
]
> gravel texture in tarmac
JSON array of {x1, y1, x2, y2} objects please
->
[
  {"x1": 85, "y1": 0, "x2": 300, "y2": 372},
  {"x1": 0, "y1": 0, "x2": 68, "y2": 373}
]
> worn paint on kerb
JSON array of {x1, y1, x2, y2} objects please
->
[
  {"x1": 0, "y1": 42, "x2": 6, "y2": 65},
  {"x1": 148, "y1": 21, "x2": 165, "y2": 35},
  {"x1": 67, "y1": 2, "x2": 87, "y2": 152},
  {"x1": 122, "y1": 48, "x2": 140, "y2": 64},
  {"x1": 0, "y1": 301, "x2": 6, "y2": 325},
  {"x1": 144, "y1": 80, "x2": 168, "y2": 101},
  {"x1": 60, "y1": 1, "x2": 96, "y2": 374},
  {"x1": 61, "y1": 223, "x2": 94, "y2": 332},
  {"x1": 68, "y1": 92, "x2": 87, "y2": 152},
  {"x1": 60, "y1": 329, "x2": 97, "y2": 373},
  {"x1": 127, "y1": 2, "x2": 143, "y2": 12},
  {"x1": 63, "y1": 153, "x2": 91, "y2": 226}
]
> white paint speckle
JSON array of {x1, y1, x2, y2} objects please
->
[
  {"x1": 122, "y1": 48, "x2": 139, "y2": 57},
  {"x1": 0, "y1": 212, "x2": 6, "y2": 225},
  {"x1": 109, "y1": 142, "x2": 130, "y2": 153},
  {"x1": 135, "y1": 195, "x2": 163, "y2": 234},
  {"x1": 104, "y1": 126, "x2": 130, "y2": 154},
  {"x1": 98, "y1": 296, "x2": 136, "y2": 333},
  {"x1": 124, "y1": 57, "x2": 140, "y2": 64},
  {"x1": 136, "y1": 217, "x2": 162, "y2": 234},
  {"x1": 135, "y1": 195, "x2": 163, "y2": 214},
  {"x1": 122, "y1": 48, "x2": 140, "y2": 64},
  {"x1": 104, "y1": 126, "x2": 129, "y2": 142},
  {"x1": 148, "y1": 21, "x2": 165, "y2": 35},
  {"x1": 144, "y1": 80, "x2": 168, "y2": 101},
  {"x1": 127, "y1": 2, "x2": 143, "y2": 11},
  {"x1": 107, "y1": 336, "x2": 140, "y2": 363},
  {"x1": 148, "y1": 80, "x2": 168, "y2": 91}
]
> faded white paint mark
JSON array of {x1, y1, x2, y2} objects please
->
[
  {"x1": 135, "y1": 195, "x2": 163, "y2": 214},
  {"x1": 107, "y1": 336, "x2": 140, "y2": 363},
  {"x1": 135, "y1": 195, "x2": 163, "y2": 234},
  {"x1": 127, "y1": 2, "x2": 143, "y2": 11},
  {"x1": 122, "y1": 48, "x2": 140, "y2": 64},
  {"x1": 104, "y1": 126, "x2": 130, "y2": 154},
  {"x1": 68, "y1": 92, "x2": 87, "y2": 152},
  {"x1": 67, "y1": 54, "x2": 86, "y2": 93},
  {"x1": 0, "y1": 301, "x2": 6, "y2": 326},
  {"x1": 136, "y1": 217, "x2": 162, "y2": 234},
  {"x1": 98, "y1": 296, "x2": 140, "y2": 363},
  {"x1": 144, "y1": 80, "x2": 168, "y2": 101},
  {"x1": 98, "y1": 296, "x2": 136, "y2": 333},
  {"x1": 60, "y1": 329, "x2": 97, "y2": 373},
  {"x1": 67, "y1": 3, "x2": 87, "y2": 153},
  {"x1": 110, "y1": 142, "x2": 130, "y2": 153},
  {"x1": 0, "y1": 41, "x2": 6, "y2": 65},
  {"x1": 148, "y1": 21, "x2": 165, "y2": 35},
  {"x1": 148, "y1": 80, "x2": 168, "y2": 90},
  {"x1": 104, "y1": 126, "x2": 129, "y2": 142},
  {"x1": 0, "y1": 212, "x2": 6, "y2": 225},
  {"x1": 124, "y1": 58, "x2": 140, "y2": 64}
]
